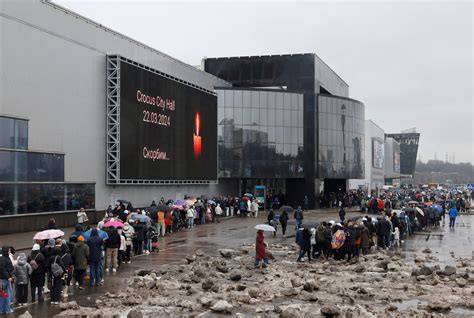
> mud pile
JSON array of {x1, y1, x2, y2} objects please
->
[{"x1": 57, "y1": 244, "x2": 474, "y2": 317}]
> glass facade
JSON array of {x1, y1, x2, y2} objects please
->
[
  {"x1": 0, "y1": 116, "x2": 28, "y2": 150},
  {"x1": 0, "y1": 183, "x2": 95, "y2": 216},
  {"x1": 0, "y1": 150, "x2": 64, "y2": 182},
  {"x1": 385, "y1": 133, "x2": 420, "y2": 175},
  {"x1": 0, "y1": 115, "x2": 95, "y2": 216},
  {"x1": 318, "y1": 94, "x2": 365, "y2": 179},
  {"x1": 217, "y1": 88, "x2": 304, "y2": 178}
]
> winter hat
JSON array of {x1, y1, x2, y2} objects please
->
[
  {"x1": 17, "y1": 253, "x2": 26, "y2": 262},
  {"x1": 77, "y1": 235, "x2": 85, "y2": 242},
  {"x1": 48, "y1": 238, "x2": 55, "y2": 247},
  {"x1": 32, "y1": 244, "x2": 40, "y2": 251},
  {"x1": 362, "y1": 217, "x2": 367, "y2": 221}
]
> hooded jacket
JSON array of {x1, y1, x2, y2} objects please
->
[
  {"x1": 87, "y1": 229, "x2": 104, "y2": 262},
  {"x1": 13, "y1": 253, "x2": 32, "y2": 285},
  {"x1": 72, "y1": 241, "x2": 90, "y2": 270}
]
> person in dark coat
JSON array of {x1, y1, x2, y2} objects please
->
[
  {"x1": 46, "y1": 247, "x2": 65, "y2": 305},
  {"x1": 376, "y1": 217, "x2": 392, "y2": 249},
  {"x1": 345, "y1": 223, "x2": 357, "y2": 261},
  {"x1": 28, "y1": 244, "x2": 45, "y2": 302},
  {"x1": 132, "y1": 221, "x2": 145, "y2": 256},
  {"x1": 87, "y1": 229, "x2": 103, "y2": 286},
  {"x1": 267, "y1": 209, "x2": 275, "y2": 225},
  {"x1": 69, "y1": 224, "x2": 85, "y2": 243},
  {"x1": 279, "y1": 211, "x2": 289, "y2": 236},
  {"x1": 45, "y1": 218, "x2": 57, "y2": 230},
  {"x1": 297, "y1": 228, "x2": 312, "y2": 262},
  {"x1": 339, "y1": 207, "x2": 346, "y2": 222},
  {"x1": 72, "y1": 236, "x2": 89, "y2": 289},
  {"x1": 58, "y1": 242, "x2": 73, "y2": 299},
  {"x1": 105, "y1": 228, "x2": 120, "y2": 272},
  {"x1": 359, "y1": 222, "x2": 371, "y2": 255},
  {"x1": 0, "y1": 246, "x2": 14, "y2": 314}
]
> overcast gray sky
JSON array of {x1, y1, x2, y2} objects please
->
[{"x1": 57, "y1": 0, "x2": 474, "y2": 163}]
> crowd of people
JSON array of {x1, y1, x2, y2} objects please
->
[
  {"x1": 0, "y1": 195, "x2": 264, "y2": 312},
  {"x1": 260, "y1": 185, "x2": 471, "y2": 265}
]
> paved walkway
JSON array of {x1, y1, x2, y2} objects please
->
[{"x1": 7, "y1": 209, "x2": 360, "y2": 317}]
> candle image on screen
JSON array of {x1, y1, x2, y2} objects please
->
[{"x1": 193, "y1": 112, "x2": 201, "y2": 158}]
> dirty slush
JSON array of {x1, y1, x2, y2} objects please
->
[{"x1": 56, "y1": 244, "x2": 474, "y2": 317}]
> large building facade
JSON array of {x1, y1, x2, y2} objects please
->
[
  {"x1": 205, "y1": 55, "x2": 365, "y2": 207},
  {"x1": 0, "y1": 0, "x2": 230, "y2": 232},
  {"x1": 1, "y1": 0, "x2": 376, "y2": 232}
]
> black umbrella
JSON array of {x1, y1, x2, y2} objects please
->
[
  {"x1": 117, "y1": 199, "x2": 130, "y2": 204},
  {"x1": 157, "y1": 204, "x2": 171, "y2": 212},
  {"x1": 280, "y1": 205, "x2": 294, "y2": 213},
  {"x1": 302, "y1": 221, "x2": 319, "y2": 229}
]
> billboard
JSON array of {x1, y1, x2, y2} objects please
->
[
  {"x1": 117, "y1": 60, "x2": 217, "y2": 182},
  {"x1": 393, "y1": 150, "x2": 400, "y2": 173},
  {"x1": 372, "y1": 138, "x2": 384, "y2": 169}
]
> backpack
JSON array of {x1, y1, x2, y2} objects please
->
[
  {"x1": 51, "y1": 256, "x2": 64, "y2": 278},
  {"x1": 30, "y1": 254, "x2": 40, "y2": 271}
]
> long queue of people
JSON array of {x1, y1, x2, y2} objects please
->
[{"x1": 0, "y1": 196, "x2": 241, "y2": 313}]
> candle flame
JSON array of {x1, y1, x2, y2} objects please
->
[{"x1": 195, "y1": 113, "x2": 200, "y2": 136}]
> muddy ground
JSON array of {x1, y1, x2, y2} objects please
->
[{"x1": 52, "y1": 243, "x2": 474, "y2": 318}]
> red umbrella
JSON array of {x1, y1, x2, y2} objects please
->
[
  {"x1": 415, "y1": 194, "x2": 423, "y2": 197},
  {"x1": 242, "y1": 196, "x2": 251, "y2": 201}
]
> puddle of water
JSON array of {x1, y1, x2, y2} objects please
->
[
  {"x1": 394, "y1": 299, "x2": 426, "y2": 310},
  {"x1": 452, "y1": 307, "x2": 474, "y2": 315}
]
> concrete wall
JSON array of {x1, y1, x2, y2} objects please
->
[
  {"x1": 314, "y1": 54, "x2": 349, "y2": 97},
  {"x1": 349, "y1": 120, "x2": 385, "y2": 192},
  {"x1": 0, "y1": 0, "x2": 231, "y2": 212}
]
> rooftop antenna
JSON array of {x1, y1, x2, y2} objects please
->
[{"x1": 434, "y1": 152, "x2": 437, "y2": 161}]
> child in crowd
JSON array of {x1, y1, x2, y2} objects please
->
[{"x1": 13, "y1": 253, "x2": 32, "y2": 306}]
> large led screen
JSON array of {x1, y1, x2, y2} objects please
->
[
  {"x1": 372, "y1": 139, "x2": 384, "y2": 169},
  {"x1": 119, "y1": 61, "x2": 217, "y2": 181}
]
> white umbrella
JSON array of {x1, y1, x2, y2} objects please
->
[
  {"x1": 254, "y1": 224, "x2": 276, "y2": 232},
  {"x1": 33, "y1": 229, "x2": 65, "y2": 240},
  {"x1": 415, "y1": 207, "x2": 425, "y2": 216}
]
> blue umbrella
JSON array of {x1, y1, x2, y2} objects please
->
[
  {"x1": 431, "y1": 204, "x2": 443, "y2": 213},
  {"x1": 244, "y1": 193, "x2": 253, "y2": 198},
  {"x1": 175, "y1": 199, "x2": 186, "y2": 206},
  {"x1": 132, "y1": 214, "x2": 151, "y2": 223},
  {"x1": 83, "y1": 229, "x2": 109, "y2": 240},
  {"x1": 207, "y1": 200, "x2": 216, "y2": 205}
]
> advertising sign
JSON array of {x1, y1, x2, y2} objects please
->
[
  {"x1": 393, "y1": 150, "x2": 401, "y2": 173},
  {"x1": 119, "y1": 60, "x2": 217, "y2": 181},
  {"x1": 372, "y1": 139, "x2": 384, "y2": 169},
  {"x1": 255, "y1": 185, "x2": 266, "y2": 208}
]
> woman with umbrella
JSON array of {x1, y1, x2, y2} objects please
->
[{"x1": 254, "y1": 224, "x2": 274, "y2": 268}]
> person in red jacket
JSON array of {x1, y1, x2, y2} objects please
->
[{"x1": 255, "y1": 230, "x2": 269, "y2": 268}]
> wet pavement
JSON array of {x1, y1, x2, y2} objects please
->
[{"x1": 7, "y1": 210, "x2": 474, "y2": 317}]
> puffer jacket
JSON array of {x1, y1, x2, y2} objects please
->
[
  {"x1": 0, "y1": 254, "x2": 13, "y2": 280},
  {"x1": 13, "y1": 253, "x2": 32, "y2": 285}
]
